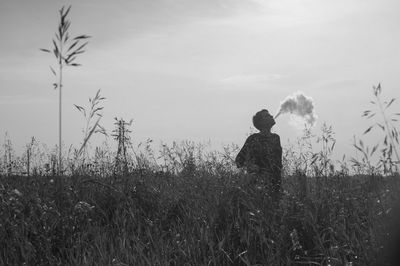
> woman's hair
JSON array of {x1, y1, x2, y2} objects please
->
[{"x1": 252, "y1": 109, "x2": 270, "y2": 130}]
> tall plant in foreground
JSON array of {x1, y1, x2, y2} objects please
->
[
  {"x1": 40, "y1": 6, "x2": 91, "y2": 175},
  {"x1": 358, "y1": 84, "x2": 400, "y2": 174}
]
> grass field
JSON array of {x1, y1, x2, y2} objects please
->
[{"x1": 1, "y1": 137, "x2": 400, "y2": 265}]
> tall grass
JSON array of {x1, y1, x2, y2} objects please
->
[
  {"x1": 356, "y1": 83, "x2": 400, "y2": 175},
  {"x1": 41, "y1": 5, "x2": 91, "y2": 175},
  {"x1": 1, "y1": 126, "x2": 400, "y2": 265}
]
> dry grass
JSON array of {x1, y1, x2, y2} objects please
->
[
  {"x1": 1, "y1": 150, "x2": 400, "y2": 265},
  {"x1": 1, "y1": 84, "x2": 400, "y2": 264}
]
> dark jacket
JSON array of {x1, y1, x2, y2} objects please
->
[{"x1": 235, "y1": 132, "x2": 282, "y2": 177}]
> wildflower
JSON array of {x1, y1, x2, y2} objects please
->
[
  {"x1": 12, "y1": 189, "x2": 22, "y2": 197},
  {"x1": 112, "y1": 258, "x2": 128, "y2": 266},
  {"x1": 74, "y1": 201, "x2": 95, "y2": 212},
  {"x1": 290, "y1": 229, "x2": 302, "y2": 250}
]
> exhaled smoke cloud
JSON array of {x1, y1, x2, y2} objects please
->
[{"x1": 275, "y1": 92, "x2": 317, "y2": 125}]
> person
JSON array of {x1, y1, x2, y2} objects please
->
[{"x1": 235, "y1": 109, "x2": 283, "y2": 195}]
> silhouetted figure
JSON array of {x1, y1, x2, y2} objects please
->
[{"x1": 236, "y1": 109, "x2": 282, "y2": 195}]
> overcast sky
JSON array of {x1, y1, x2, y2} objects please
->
[{"x1": 1, "y1": 0, "x2": 399, "y2": 159}]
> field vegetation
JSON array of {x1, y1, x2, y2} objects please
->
[
  {"x1": 1, "y1": 100, "x2": 400, "y2": 265},
  {"x1": 1, "y1": 6, "x2": 400, "y2": 266}
]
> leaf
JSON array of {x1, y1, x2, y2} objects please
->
[
  {"x1": 73, "y1": 41, "x2": 89, "y2": 53},
  {"x1": 55, "y1": 31, "x2": 61, "y2": 42},
  {"x1": 40, "y1": 48, "x2": 51, "y2": 53},
  {"x1": 349, "y1": 158, "x2": 360, "y2": 167},
  {"x1": 95, "y1": 124, "x2": 108, "y2": 136},
  {"x1": 49, "y1": 66, "x2": 57, "y2": 76},
  {"x1": 58, "y1": 24, "x2": 62, "y2": 40},
  {"x1": 377, "y1": 83, "x2": 382, "y2": 94},
  {"x1": 363, "y1": 110, "x2": 371, "y2": 115},
  {"x1": 386, "y1": 98, "x2": 396, "y2": 109},
  {"x1": 311, "y1": 155, "x2": 318, "y2": 165},
  {"x1": 52, "y1": 39, "x2": 59, "y2": 58},
  {"x1": 330, "y1": 141, "x2": 336, "y2": 151},
  {"x1": 73, "y1": 34, "x2": 91, "y2": 40},
  {"x1": 94, "y1": 89, "x2": 100, "y2": 99},
  {"x1": 64, "y1": 32, "x2": 70, "y2": 44},
  {"x1": 92, "y1": 107, "x2": 103, "y2": 115},
  {"x1": 63, "y1": 21, "x2": 71, "y2": 34},
  {"x1": 67, "y1": 50, "x2": 84, "y2": 59},
  {"x1": 371, "y1": 144, "x2": 379, "y2": 156},
  {"x1": 373, "y1": 83, "x2": 382, "y2": 97},
  {"x1": 353, "y1": 144, "x2": 363, "y2": 153},
  {"x1": 359, "y1": 140, "x2": 364, "y2": 148},
  {"x1": 62, "y1": 6, "x2": 71, "y2": 21},
  {"x1": 70, "y1": 63, "x2": 81, "y2": 67},
  {"x1": 53, "y1": 48, "x2": 59, "y2": 59},
  {"x1": 66, "y1": 56, "x2": 76, "y2": 63},
  {"x1": 363, "y1": 126, "x2": 374, "y2": 135},
  {"x1": 377, "y1": 123, "x2": 385, "y2": 131},
  {"x1": 67, "y1": 40, "x2": 79, "y2": 52},
  {"x1": 74, "y1": 104, "x2": 84, "y2": 112}
]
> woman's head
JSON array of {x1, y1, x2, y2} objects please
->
[{"x1": 253, "y1": 109, "x2": 275, "y2": 131}]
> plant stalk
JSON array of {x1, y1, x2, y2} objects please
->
[
  {"x1": 377, "y1": 95, "x2": 400, "y2": 171},
  {"x1": 59, "y1": 43, "x2": 63, "y2": 176}
]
